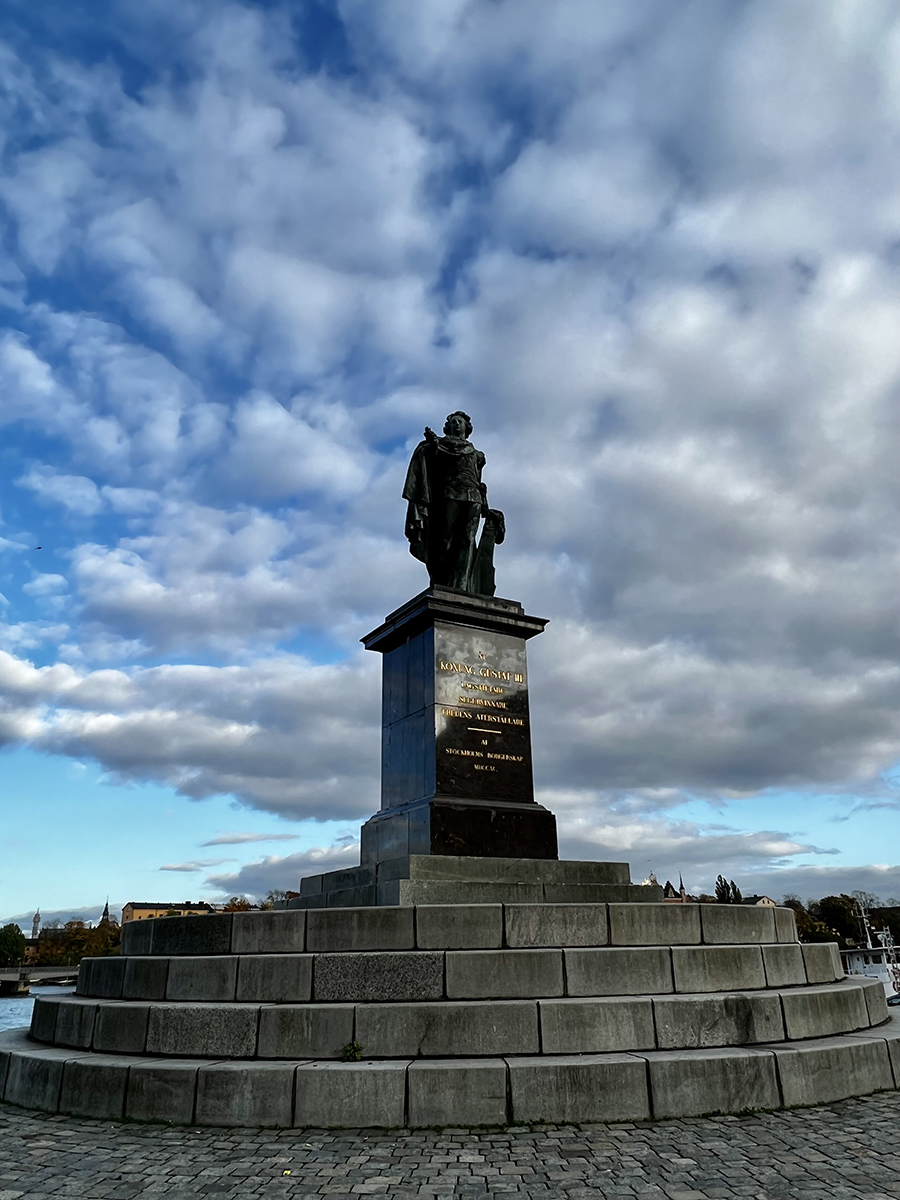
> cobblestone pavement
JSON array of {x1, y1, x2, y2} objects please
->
[{"x1": 2, "y1": 1091, "x2": 900, "y2": 1200}]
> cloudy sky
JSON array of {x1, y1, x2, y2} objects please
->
[{"x1": 2, "y1": 0, "x2": 900, "y2": 926}]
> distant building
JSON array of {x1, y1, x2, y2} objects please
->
[
  {"x1": 121, "y1": 902, "x2": 216, "y2": 923},
  {"x1": 741, "y1": 895, "x2": 777, "y2": 907},
  {"x1": 31, "y1": 909, "x2": 40, "y2": 940},
  {"x1": 663, "y1": 874, "x2": 696, "y2": 904}
]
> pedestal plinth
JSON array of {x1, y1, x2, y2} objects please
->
[{"x1": 359, "y1": 587, "x2": 558, "y2": 863}]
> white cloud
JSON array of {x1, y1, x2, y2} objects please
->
[
  {"x1": 0, "y1": 0, "x2": 899, "y2": 903},
  {"x1": 200, "y1": 832, "x2": 301, "y2": 846},
  {"x1": 160, "y1": 859, "x2": 233, "y2": 872}
]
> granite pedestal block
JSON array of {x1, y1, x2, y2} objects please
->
[{"x1": 360, "y1": 587, "x2": 557, "y2": 863}]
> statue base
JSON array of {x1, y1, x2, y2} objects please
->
[
  {"x1": 359, "y1": 586, "x2": 555, "y2": 865},
  {"x1": 359, "y1": 796, "x2": 558, "y2": 863}
]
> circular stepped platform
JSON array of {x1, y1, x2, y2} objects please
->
[{"x1": 2, "y1": 899, "x2": 897, "y2": 1127}]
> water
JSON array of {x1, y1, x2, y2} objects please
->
[{"x1": 0, "y1": 984, "x2": 74, "y2": 1033}]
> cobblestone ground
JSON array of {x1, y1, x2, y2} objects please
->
[{"x1": 2, "y1": 1091, "x2": 900, "y2": 1200}]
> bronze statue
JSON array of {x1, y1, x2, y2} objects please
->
[{"x1": 403, "y1": 412, "x2": 503, "y2": 595}]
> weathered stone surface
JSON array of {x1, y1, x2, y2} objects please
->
[
  {"x1": 653, "y1": 992, "x2": 784, "y2": 1050},
  {"x1": 762, "y1": 943, "x2": 807, "y2": 988},
  {"x1": 295, "y1": 1060, "x2": 409, "y2": 1128},
  {"x1": 859, "y1": 977, "x2": 890, "y2": 1026},
  {"x1": 671, "y1": 945, "x2": 766, "y2": 993},
  {"x1": 314, "y1": 951, "x2": 443, "y2": 1002},
  {"x1": 539, "y1": 997, "x2": 655, "y2": 1054},
  {"x1": 30, "y1": 997, "x2": 60, "y2": 1044},
  {"x1": 771, "y1": 1035, "x2": 894, "y2": 1106},
  {"x1": 75, "y1": 958, "x2": 94, "y2": 995},
  {"x1": 54, "y1": 999, "x2": 99, "y2": 1049},
  {"x1": 196, "y1": 1062, "x2": 294, "y2": 1127},
  {"x1": 505, "y1": 904, "x2": 608, "y2": 948},
  {"x1": 123, "y1": 956, "x2": 170, "y2": 1001},
  {"x1": 643, "y1": 1047, "x2": 780, "y2": 1118},
  {"x1": 257, "y1": 1004, "x2": 354, "y2": 1059},
  {"x1": 92, "y1": 1003, "x2": 150, "y2": 1054},
  {"x1": 89, "y1": 956, "x2": 127, "y2": 998},
  {"x1": 152, "y1": 913, "x2": 233, "y2": 957},
  {"x1": 780, "y1": 983, "x2": 869, "y2": 1040},
  {"x1": 543, "y1": 884, "x2": 661, "y2": 905},
  {"x1": 774, "y1": 906, "x2": 798, "y2": 943},
  {"x1": 4, "y1": 1046, "x2": 83, "y2": 1111},
  {"x1": 146, "y1": 1004, "x2": 258, "y2": 1058},
  {"x1": 400, "y1": 880, "x2": 545, "y2": 905},
  {"x1": 306, "y1": 906, "x2": 415, "y2": 952},
  {"x1": 608, "y1": 903, "x2": 700, "y2": 946},
  {"x1": 236, "y1": 954, "x2": 312, "y2": 1003},
  {"x1": 565, "y1": 947, "x2": 673, "y2": 996},
  {"x1": 398, "y1": 856, "x2": 631, "y2": 886},
  {"x1": 231, "y1": 910, "x2": 307, "y2": 955},
  {"x1": 356, "y1": 999, "x2": 539, "y2": 1057},
  {"x1": 408, "y1": 1059, "x2": 508, "y2": 1127},
  {"x1": 446, "y1": 948, "x2": 563, "y2": 999},
  {"x1": 700, "y1": 906, "x2": 777, "y2": 945},
  {"x1": 325, "y1": 885, "x2": 376, "y2": 908},
  {"x1": 59, "y1": 1055, "x2": 130, "y2": 1119},
  {"x1": 507, "y1": 1054, "x2": 650, "y2": 1123},
  {"x1": 126, "y1": 1058, "x2": 205, "y2": 1124},
  {"x1": 848, "y1": 1013, "x2": 900, "y2": 1086},
  {"x1": 121, "y1": 919, "x2": 154, "y2": 957},
  {"x1": 802, "y1": 942, "x2": 843, "y2": 984},
  {"x1": 415, "y1": 903, "x2": 503, "y2": 949},
  {"x1": 165, "y1": 956, "x2": 238, "y2": 1002}
]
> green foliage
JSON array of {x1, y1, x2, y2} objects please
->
[
  {"x1": 0, "y1": 924, "x2": 26, "y2": 967},
  {"x1": 341, "y1": 1041, "x2": 363, "y2": 1062},
  {"x1": 807, "y1": 895, "x2": 861, "y2": 947},
  {"x1": 714, "y1": 875, "x2": 742, "y2": 904}
]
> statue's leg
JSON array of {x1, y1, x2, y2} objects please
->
[{"x1": 446, "y1": 502, "x2": 480, "y2": 591}]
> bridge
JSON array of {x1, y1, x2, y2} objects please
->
[{"x1": 0, "y1": 967, "x2": 78, "y2": 986}]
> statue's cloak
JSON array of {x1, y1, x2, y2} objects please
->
[{"x1": 402, "y1": 440, "x2": 431, "y2": 564}]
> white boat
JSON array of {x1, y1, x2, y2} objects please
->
[{"x1": 840, "y1": 911, "x2": 900, "y2": 1000}]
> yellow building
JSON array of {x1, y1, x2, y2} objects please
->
[{"x1": 121, "y1": 901, "x2": 215, "y2": 923}]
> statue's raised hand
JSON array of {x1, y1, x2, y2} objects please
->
[{"x1": 424, "y1": 426, "x2": 438, "y2": 445}]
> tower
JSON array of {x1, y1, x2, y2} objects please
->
[{"x1": 31, "y1": 910, "x2": 40, "y2": 940}]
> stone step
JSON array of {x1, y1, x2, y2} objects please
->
[
  {"x1": 3, "y1": 1015, "x2": 898, "y2": 1127},
  {"x1": 120, "y1": 900, "x2": 802, "y2": 958},
  {"x1": 293, "y1": 854, "x2": 644, "y2": 908},
  {"x1": 301, "y1": 856, "x2": 633, "y2": 894},
  {"x1": 73, "y1": 942, "x2": 846, "y2": 1005},
  {"x1": 29, "y1": 978, "x2": 886, "y2": 1060}
]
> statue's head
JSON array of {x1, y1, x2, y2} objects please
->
[{"x1": 444, "y1": 411, "x2": 472, "y2": 438}]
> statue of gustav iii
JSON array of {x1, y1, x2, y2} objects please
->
[{"x1": 403, "y1": 411, "x2": 504, "y2": 596}]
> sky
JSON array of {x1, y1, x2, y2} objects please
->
[{"x1": 2, "y1": 0, "x2": 900, "y2": 927}]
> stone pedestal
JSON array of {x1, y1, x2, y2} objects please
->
[{"x1": 359, "y1": 587, "x2": 557, "y2": 863}]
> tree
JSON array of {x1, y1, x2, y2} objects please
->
[
  {"x1": 0, "y1": 924, "x2": 25, "y2": 967},
  {"x1": 808, "y1": 894, "x2": 860, "y2": 947},
  {"x1": 223, "y1": 896, "x2": 252, "y2": 911},
  {"x1": 715, "y1": 875, "x2": 742, "y2": 904}
]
